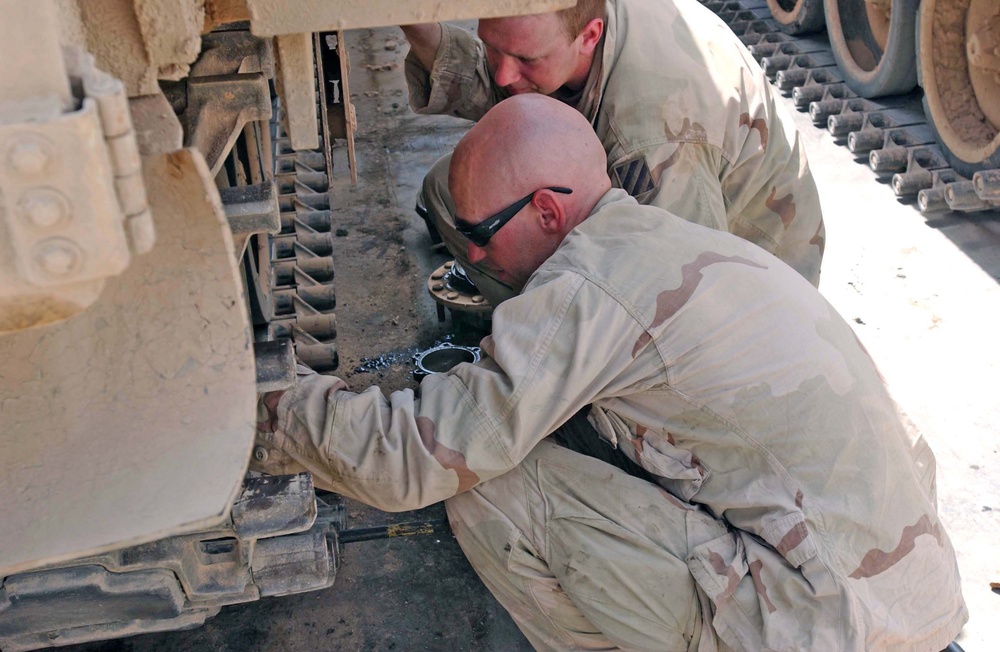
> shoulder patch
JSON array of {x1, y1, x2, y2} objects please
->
[{"x1": 612, "y1": 156, "x2": 656, "y2": 199}]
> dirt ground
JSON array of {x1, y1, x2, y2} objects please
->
[{"x1": 63, "y1": 20, "x2": 1000, "y2": 652}]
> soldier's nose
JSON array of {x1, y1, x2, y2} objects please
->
[{"x1": 494, "y1": 56, "x2": 521, "y2": 87}]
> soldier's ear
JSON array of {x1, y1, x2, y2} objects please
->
[
  {"x1": 578, "y1": 19, "x2": 604, "y2": 55},
  {"x1": 532, "y1": 190, "x2": 566, "y2": 235}
]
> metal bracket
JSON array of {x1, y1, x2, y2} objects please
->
[
  {"x1": 274, "y1": 34, "x2": 319, "y2": 152},
  {"x1": 1, "y1": 30, "x2": 153, "y2": 332},
  {"x1": 219, "y1": 180, "x2": 280, "y2": 256},
  {"x1": 178, "y1": 73, "x2": 273, "y2": 176},
  {"x1": 191, "y1": 30, "x2": 275, "y2": 79}
]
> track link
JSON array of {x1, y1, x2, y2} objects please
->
[{"x1": 267, "y1": 103, "x2": 340, "y2": 372}]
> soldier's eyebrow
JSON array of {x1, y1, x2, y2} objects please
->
[{"x1": 480, "y1": 35, "x2": 545, "y2": 62}]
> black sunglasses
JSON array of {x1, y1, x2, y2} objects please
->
[{"x1": 455, "y1": 187, "x2": 573, "y2": 247}]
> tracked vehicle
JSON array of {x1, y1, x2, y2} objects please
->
[
  {"x1": 0, "y1": 1, "x2": 571, "y2": 649},
  {"x1": 701, "y1": 0, "x2": 1000, "y2": 212}
]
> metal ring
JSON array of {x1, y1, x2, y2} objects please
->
[{"x1": 413, "y1": 343, "x2": 481, "y2": 377}]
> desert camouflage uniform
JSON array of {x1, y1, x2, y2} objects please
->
[
  {"x1": 405, "y1": 0, "x2": 824, "y2": 304},
  {"x1": 255, "y1": 189, "x2": 965, "y2": 651}
]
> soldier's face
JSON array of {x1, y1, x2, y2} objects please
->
[
  {"x1": 464, "y1": 210, "x2": 538, "y2": 291},
  {"x1": 457, "y1": 194, "x2": 546, "y2": 292},
  {"x1": 478, "y1": 14, "x2": 594, "y2": 96}
]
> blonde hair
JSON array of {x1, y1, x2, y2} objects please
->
[{"x1": 557, "y1": 0, "x2": 605, "y2": 39}]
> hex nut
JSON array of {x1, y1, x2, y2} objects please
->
[
  {"x1": 33, "y1": 239, "x2": 83, "y2": 278},
  {"x1": 6, "y1": 136, "x2": 52, "y2": 176},
  {"x1": 17, "y1": 189, "x2": 70, "y2": 228}
]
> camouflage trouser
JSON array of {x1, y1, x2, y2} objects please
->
[
  {"x1": 445, "y1": 434, "x2": 759, "y2": 652},
  {"x1": 420, "y1": 152, "x2": 518, "y2": 307}
]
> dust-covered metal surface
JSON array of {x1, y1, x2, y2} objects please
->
[
  {"x1": 0, "y1": 4, "x2": 153, "y2": 333},
  {"x1": 244, "y1": 0, "x2": 578, "y2": 36},
  {"x1": 0, "y1": 565, "x2": 208, "y2": 652},
  {"x1": 252, "y1": 339, "x2": 296, "y2": 392},
  {"x1": 0, "y1": 148, "x2": 256, "y2": 578},
  {"x1": 74, "y1": 0, "x2": 203, "y2": 97},
  {"x1": 0, "y1": 474, "x2": 340, "y2": 650},
  {"x1": 167, "y1": 73, "x2": 273, "y2": 177},
  {"x1": 232, "y1": 473, "x2": 317, "y2": 539},
  {"x1": 698, "y1": 0, "x2": 1000, "y2": 214},
  {"x1": 274, "y1": 33, "x2": 319, "y2": 151}
]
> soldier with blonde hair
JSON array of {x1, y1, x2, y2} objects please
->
[
  {"x1": 401, "y1": 0, "x2": 826, "y2": 305},
  {"x1": 255, "y1": 94, "x2": 966, "y2": 651}
]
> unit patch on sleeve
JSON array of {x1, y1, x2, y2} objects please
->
[{"x1": 612, "y1": 155, "x2": 656, "y2": 200}]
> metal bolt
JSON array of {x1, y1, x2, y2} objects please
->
[
  {"x1": 18, "y1": 189, "x2": 69, "y2": 227},
  {"x1": 34, "y1": 240, "x2": 82, "y2": 278},
  {"x1": 253, "y1": 446, "x2": 269, "y2": 462},
  {"x1": 7, "y1": 138, "x2": 50, "y2": 175}
]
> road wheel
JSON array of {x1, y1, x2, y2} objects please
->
[
  {"x1": 825, "y1": 0, "x2": 919, "y2": 97},
  {"x1": 918, "y1": 0, "x2": 1000, "y2": 177},
  {"x1": 766, "y1": 0, "x2": 826, "y2": 35}
]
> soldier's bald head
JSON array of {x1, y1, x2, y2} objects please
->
[{"x1": 449, "y1": 94, "x2": 609, "y2": 227}]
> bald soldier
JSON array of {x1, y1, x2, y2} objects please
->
[
  {"x1": 401, "y1": 0, "x2": 826, "y2": 306},
  {"x1": 254, "y1": 95, "x2": 965, "y2": 650}
]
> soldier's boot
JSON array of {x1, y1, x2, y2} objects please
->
[{"x1": 414, "y1": 194, "x2": 444, "y2": 249}]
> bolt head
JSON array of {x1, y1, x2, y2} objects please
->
[
  {"x1": 34, "y1": 240, "x2": 82, "y2": 278},
  {"x1": 7, "y1": 138, "x2": 51, "y2": 175},
  {"x1": 18, "y1": 189, "x2": 70, "y2": 227},
  {"x1": 253, "y1": 446, "x2": 269, "y2": 462}
]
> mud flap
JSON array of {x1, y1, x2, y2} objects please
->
[{"x1": 0, "y1": 149, "x2": 256, "y2": 576}]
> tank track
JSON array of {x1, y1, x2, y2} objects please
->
[
  {"x1": 698, "y1": 0, "x2": 1000, "y2": 214},
  {"x1": 265, "y1": 101, "x2": 340, "y2": 372}
]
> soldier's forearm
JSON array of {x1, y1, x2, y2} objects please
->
[{"x1": 400, "y1": 23, "x2": 442, "y2": 71}]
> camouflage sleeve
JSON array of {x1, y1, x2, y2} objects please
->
[
  {"x1": 722, "y1": 125, "x2": 825, "y2": 287},
  {"x1": 631, "y1": 118, "x2": 824, "y2": 288},
  {"x1": 404, "y1": 23, "x2": 505, "y2": 121},
  {"x1": 718, "y1": 65, "x2": 825, "y2": 287},
  {"x1": 253, "y1": 272, "x2": 641, "y2": 512}
]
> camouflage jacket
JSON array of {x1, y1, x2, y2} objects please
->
[
  {"x1": 404, "y1": 0, "x2": 825, "y2": 286},
  {"x1": 257, "y1": 189, "x2": 964, "y2": 650}
]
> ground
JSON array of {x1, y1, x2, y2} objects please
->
[{"x1": 65, "y1": 22, "x2": 999, "y2": 652}]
